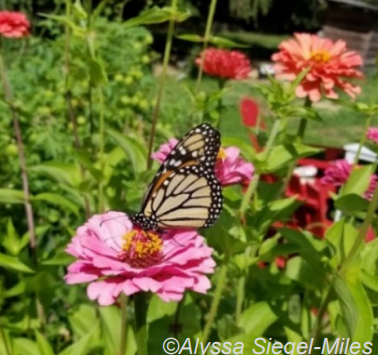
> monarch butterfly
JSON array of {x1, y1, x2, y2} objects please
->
[{"x1": 131, "y1": 123, "x2": 223, "y2": 231}]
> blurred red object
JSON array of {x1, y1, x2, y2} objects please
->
[{"x1": 239, "y1": 97, "x2": 265, "y2": 152}]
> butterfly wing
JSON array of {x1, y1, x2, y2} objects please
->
[{"x1": 132, "y1": 123, "x2": 223, "y2": 230}]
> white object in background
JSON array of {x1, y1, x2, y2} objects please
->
[
  {"x1": 293, "y1": 165, "x2": 318, "y2": 185},
  {"x1": 343, "y1": 143, "x2": 377, "y2": 164},
  {"x1": 259, "y1": 63, "x2": 275, "y2": 76}
]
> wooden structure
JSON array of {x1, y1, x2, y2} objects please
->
[{"x1": 322, "y1": 0, "x2": 378, "y2": 66}]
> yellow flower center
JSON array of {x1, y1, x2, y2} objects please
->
[
  {"x1": 120, "y1": 230, "x2": 163, "y2": 268},
  {"x1": 217, "y1": 147, "x2": 227, "y2": 160},
  {"x1": 310, "y1": 50, "x2": 331, "y2": 63}
]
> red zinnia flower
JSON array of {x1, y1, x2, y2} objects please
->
[
  {"x1": 272, "y1": 33, "x2": 363, "y2": 102},
  {"x1": 0, "y1": 11, "x2": 30, "y2": 38},
  {"x1": 195, "y1": 48, "x2": 251, "y2": 80}
]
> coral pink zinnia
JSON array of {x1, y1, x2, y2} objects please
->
[
  {"x1": 195, "y1": 48, "x2": 251, "y2": 80},
  {"x1": 0, "y1": 11, "x2": 30, "y2": 38},
  {"x1": 151, "y1": 139, "x2": 254, "y2": 186},
  {"x1": 272, "y1": 33, "x2": 363, "y2": 102},
  {"x1": 321, "y1": 159, "x2": 377, "y2": 200},
  {"x1": 65, "y1": 212, "x2": 215, "y2": 305},
  {"x1": 367, "y1": 127, "x2": 378, "y2": 145}
]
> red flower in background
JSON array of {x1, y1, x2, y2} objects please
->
[
  {"x1": 0, "y1": 11, "x2": 30, "y2": 38},
  {"x1": 195, "y1": 48, "x2": 251, "y2": 80},
  {"x1": 272, "y1": 33, "x2": 363, "y2": 102}
]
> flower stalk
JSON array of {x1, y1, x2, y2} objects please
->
[
  {"x1": 194, "y1": 0, "x2": 218, "y2": 94},
  {"x1": 202, "y1": 255, "x2": 229, "y2": 344},
  {"x1": 352, "y1": 112, "x2": 374, "y2": 167},
  {"x1": 0, "y1": 52, "x2": 37, "y2": 264},
  {"x1": 239, "y1": 118, "x2": 282, "y2": 216},
  {"x1": 134, "y1": 292, "x2": 148, "y2": 355},
  {"x1": 146, "y1": 0, "x2": 178, "y2": 170},
  {"x1": 119, "y1": 294, "x2": 129, "y2": 355}
]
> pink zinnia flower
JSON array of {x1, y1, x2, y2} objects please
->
[
  {"x1": 321, "y1": 159, "x2": 376, "y2": 200},
  {"x1": 0, "y1": 11, "x2": 30, "y2": 38},
  {"x1": 272, "y1": 33, "x2": 363, "y2": 102},
  {"x1": 151, "y1": 139, "x2": 254, "y2": 186},
  {"x1": 367, "y1": 127, "x2": 378, "y2": 144},
  {"x1": 195, "y1": 48, "x2": 251, "y2": 80},
  {"x1": 215, "y1": 147, "x2": 254, "y2": 186},
  {"x1": 65, "y1": 212, "x2": 215, "y2": 305}
]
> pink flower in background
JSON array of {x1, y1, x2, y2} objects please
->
[
  {"x1": 272, "y1": 33, "x2": 363, "y2": 102},
  {"x1": 152, "y1": 139, "x2": 254, "y2": 186},
  {"x1": 65, "y1": 212, "x2": 215, "y2": 305},
  {"x1": 321, "y1": 159, "x2": 377, "y2": 200},
  {"x1": 0, "y1": 11, "x2": 30, "y2": 38},
  {"x1": 367, "y1": 127, "x2": 378, "y2": 144},
  {"x1": 195, "y1": 48, "x2": 251, "y2": 80},
  {"x1": 151, "y1": 138, "x2": 178, "y2": 162},
  {"x1": 215, "y1": 147, "x2": 254, "y2": 186}
]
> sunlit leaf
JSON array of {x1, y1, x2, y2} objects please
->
[
  {"x1": 0, "y1": 188, "x2": 25, "y2": 204},
  {"x1": 0, "y1": 253, "x2": 34, "y2": 273}
]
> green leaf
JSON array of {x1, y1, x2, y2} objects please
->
[
  {"x1": 88, "y1": 58, "x2": 108, "y2": 86},
  {"x1": 42, "y1": 252, "x2": 75, "y2": 266},
  {"x1": 30, "y1": 162, "x2": 81, "y2": 186},
  {"x1": 361, "y1": 270, "x2": 378, "y2": 292},
  {"x1": 69, "y1": 304, "x2": 98, "y2": 339},
  {"x1": 72, "y1": 0, "x2": 87, "y2": 20},
  {"x1": 0, "y1": 188, "x2": 25, "y2": 204},
  {"x1": 14, "y1": 338, "x2": 38, "y2": 355},
  {"x1": 325, "y1": 218, "x2": 359, "y2": 267},
  {"x1": 58, "y1": 325, "x2": 99, "y2": 355},
  {"x1": 99, "y1": 306, "x2": 136, "y2": 355},
  {"x1": 1, "y1": 218, "x2": 22, "y2": 255},
  {"x1": 335, "y1": 193, "x2": 369, "y2": 215},
  {"x1": 176, "y1": 34, "x2": 204, "y2": 42},
  {"x1": 210, "y1": 36, "x2": 249, "y2": 48},
  {"x1": 239, "y1": 302, "x2": 278, "y2": 336},
  {"x1": 333, "y1": 273, "x2": 358, "y2": 338},
  {"x1": 35, "y1": 330, "x2": 55, "y2": 355},
  {"x1": 4, "y1": 280, "x2": 25, "y2": 298},
  {"x1": 147, "y1": 295, "x2": 176, "y2": 323},
  {"x1": 0, "y1": 253, "x2": 34, "y2": 273},
  {"x1": 342, "y1": 165, "x2": 372, "y2": 197},
  {"x1": 39, "y1": 14, "x2": 85, "y2": 35},
  {"x1": 107, "y1": 129, "x2": 147, "y2": 174},
  {"x1": 32, "y1": 193, "x2": 80, "y2": 217},
  {"x1": 124, "y1": 6, "x2": 190, "y2": 27},
  {"x1": 257, "y1": 143, "x2": 320, "y2": 173}
]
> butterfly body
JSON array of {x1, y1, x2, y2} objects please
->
[{"x1": 132, "y1": 123, "x2": 223, "y2": 231}]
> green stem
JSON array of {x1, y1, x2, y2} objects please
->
[
  {"x1": 194, "y1": 0, "x2": 218, "y2": 94},
  {"x1": 235, "y1": 273, "x2": 245, "y2": 325},
  {"x1": 202, "y1": 257, "x2": 228, "y2": 344},
  {"x1": 239, "y1": 118, "x2": 282, "y2": 216},
  {"x1": 134, "y1": 292, "x2": 148, "y2": 355},
  {"x1": 0, "y1": 324, "x2": 11, "y2": 355},
  {"x1": 98, "y1": 88, "x2": 105, "y2": 212},
  {"x1": 309, "y1": 285, "x2": 333, "y2": 344},
  {"x1": 0, "y1": 52, "x2": 37, "y2": 265},
  {"x1": 146, "y1": 0, "x2": 178, "y2": 170},
  {"x1": 353, "y1": 113, "x2": 373, "y2": 166},
  {"x1": 279, "y1": 99, "x2": 311, "y2": 197},
  {"x1": 119, "y1": 295, "x2": 129, "y2": 355}
]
